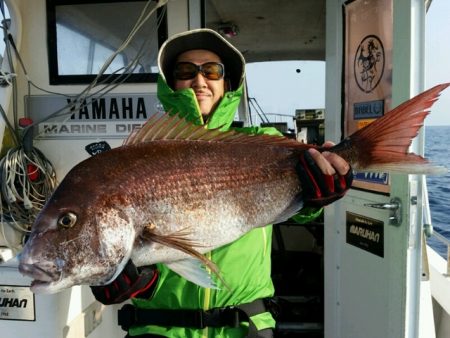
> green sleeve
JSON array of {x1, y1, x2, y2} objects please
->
[{"x1": 290, "y1": 206, "x2": 323, "y2": 224}]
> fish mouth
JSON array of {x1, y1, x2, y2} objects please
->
[
  {"x1": 29, "y1": 279, "x2": 52, "y2": 292},
  {"x1": 18, "y1": 263, "x2": 63, "y2": 293}
]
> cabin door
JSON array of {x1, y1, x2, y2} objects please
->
[{"x1": 324, "y1": 0, "x2": 429, "y2": 337}]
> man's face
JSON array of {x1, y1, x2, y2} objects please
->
[{"x1": 174, "y1": 49, "x2": 226, "y2": 118}]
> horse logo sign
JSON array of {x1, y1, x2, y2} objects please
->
[{"x1": 354, "y1": 35, "x2": 385, "y2": 93}]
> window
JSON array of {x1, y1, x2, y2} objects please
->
[{"x1": 46, "y1": 0, "x2": 167, "y2": 84}]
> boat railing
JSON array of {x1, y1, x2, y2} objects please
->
[
  {"x1": 430, "y1": 230, "x2": 450, "y2": 276},
  {"x1": 423, "y1": 181, "x2": 450, "y2": 276}
]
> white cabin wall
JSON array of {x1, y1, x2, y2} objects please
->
[
  {"x1": 167, "y1": 0, "x2": 189, "y2": 35},
  {"x1": 0, "y1": 0, "x2": 21, "y2": 147},
  {"x1": 2, "y1": 0, "x2": 201, "y2": 131},
  {"x1": 7, "y1": 0, "x2": 197, "y2": 124},
  {"x1": 9, "y1": 0, "x2": 56, "y2": 120},
  {"x1": 12, "y1": 0, "x2": 47, "y2": 89}
]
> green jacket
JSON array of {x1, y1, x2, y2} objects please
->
[{"x1": 129, "y1": 76, "x2": 320, "y2": 337}]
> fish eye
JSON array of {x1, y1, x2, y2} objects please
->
[{"x1": 58, "y1": 212, "x2": 77, "y2": 228}]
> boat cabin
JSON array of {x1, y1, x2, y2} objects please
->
[{"x1": 0, "y1": 1, "x2": 449, "y2": 337}]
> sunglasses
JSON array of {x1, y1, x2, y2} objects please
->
[{"x1": 173, "y1": 62, "x2": 225, "y2": 81}]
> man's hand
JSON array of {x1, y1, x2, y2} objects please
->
[
  {"x1": 90, "y1": 260, "x2": 158, "y2": 305},
  {"x1": 297, "y1": 144, "x2": 353, "y2": 207}
]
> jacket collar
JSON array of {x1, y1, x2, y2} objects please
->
[{"x1": 157, "y1": 75, "x2": 244, "y2": 131}]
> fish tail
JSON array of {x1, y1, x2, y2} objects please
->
[{"x1": 333, "y1": 83, "x2": 450, "y2": 175}]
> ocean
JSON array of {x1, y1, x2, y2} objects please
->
[{"x1": 425, "y1": 126, "x2": 450, "y2": 257}]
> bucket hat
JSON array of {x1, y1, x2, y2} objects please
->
[{"x1": 158, "y1": 28, "x2": 245, "y2": 90}]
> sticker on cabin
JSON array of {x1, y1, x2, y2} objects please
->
[
  {"x1": 353, "y1": 99, "x2": 384, "y2": 119},
  {"x1": 354, "y1": 172, "x2": 389, "y2": 185},
  {"x1": 0, "y1": 285, "x2": 35, "y2": 321},
  {"x1": 85, "y1": 141, "x2": 112, "y2": 156},
  {"x1": 26, "y1": 93, "x2": 164, "y2": 140},
  {"x1": 346, "y1": 212, "x2": 384, "y2": 257},
  {"x1": 353, "y1": 35, "x2": 385, "y2": 93}
]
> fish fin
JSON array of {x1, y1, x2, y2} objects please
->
[
  {"x1": 123, "y1": 111, "x2": 313, "y2": 148},
  {"x1": 272, "y1": 197, "x2": 304, "y2": 224},
  {"x1": 103, "y1": 254, "x2": 134, "y2": 285},
  {"x1": 166, "y1": 259, "x2": 219, "y2": 289},
  {"x1": 141, "y1": 226, "x2": 227, "y2": 288},
  {"x1": 335, "y1": 83, "x2": 450, "y2": 175}
]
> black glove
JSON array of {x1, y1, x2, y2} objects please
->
[
  {"x1": 297, "y1": 150, "x2": 353, "y2": 207},
  {"x1": 90, "y1": 260, "x2": 158, "y2": 305}
]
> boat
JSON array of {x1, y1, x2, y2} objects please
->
[{"x1": 0, "y1": 0, "x2": 449, "y2": 337}]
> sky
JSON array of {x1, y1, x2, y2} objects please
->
[
  {"x1": 246, "y1": 0, "x2": 450, "y2": 127},
  {"x1": 424, "y1": 0, "x2": 450, "y2": 125}
]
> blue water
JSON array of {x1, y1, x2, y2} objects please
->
[{"x1": 425, "y1": 126, "x2": 450, "y2": 257}]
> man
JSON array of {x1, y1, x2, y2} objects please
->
[{"x1": 92, "y1": 28, "x2": 352, "y2": 338}]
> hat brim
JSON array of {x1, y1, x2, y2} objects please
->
[{"x1": 158, "y1": 28, "x2": 245, "y2": 90}]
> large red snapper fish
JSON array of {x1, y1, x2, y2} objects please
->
[{"x1": 18, "y1": 84, "x2": 449, "y2": 293}]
